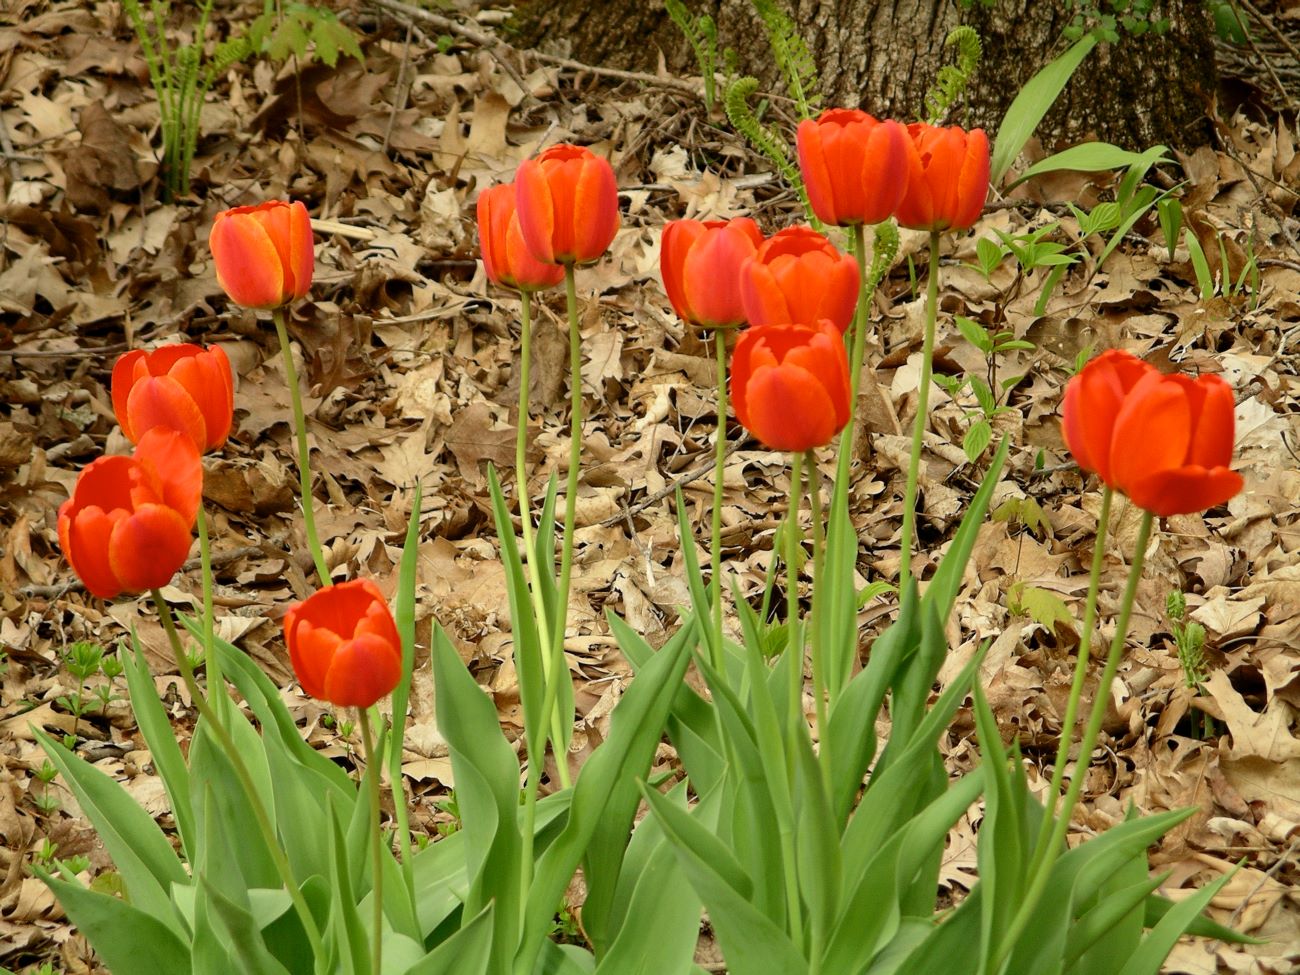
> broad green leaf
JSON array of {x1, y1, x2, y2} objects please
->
[
  {"x1": 972, "y1": 685, "x2": 1023, "y2": 974},
  {"x1": 390, "y1": 482, "x2": 423, "y2": 777},
  {"x1": 404, "y1": 904, "x2": 495, "y2": 975},
  {"x1": 202, "y1": 877, "x2": 295, "y2": 975},
  {"x1": 522, "y1": 619, "x2": 693, "y2": 966},
  {"x1": 122, "y1": 628, "x2": 196, "y2": 859},
  {"x1": 640, "y1": 785, "x2": 807, "y2": 975},
  {"x1": 1011, "y1": 143, "x2": 1170, "y2": 188},
  {"x1": 34, "y1": 868, "x2": 190, "y2": 973},
  {"x1": 1116, "y1": 869, "x2": 1236, "y2": 975},
  {"x1": 963, "y1": 420, "x2": 993, "y2": 464},
  {"x1": 1067, "y1": 873, "x2": 1165, "y2": 972},
  {"x1": 326, "y1": 796, "x2": 369, "y2": 975},
  {"x1": 675, "y1": 486, "x2": 719, "y2": 665},
  {"x1": 991, "y1": 34, "x2": 1098, "y2": 184},
  {"x1": 33, "y1": 729, "x2": 186, "y2": 932},
  {"x1": 431, "y1": 623, "x2": 522, "y2": 975}
]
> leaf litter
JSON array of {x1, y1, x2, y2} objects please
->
[{"x1": 1, "y1": 0, "x2": 1299, "y2": 971}]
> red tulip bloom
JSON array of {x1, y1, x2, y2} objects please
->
[
  {"x1": 660, "y1": 218, "x2": 765, "y2": 329},
  {"x1": 514, "y1": 144, "x2": 620, "y2": 266},
  {"x1": 112, "y1": 344, "x2": 235, "y2": 453},
  {"x1": 1062, "y1": 350, "x2": 1243, "y2": 516},
  {"x1": 284, "y1": 579, "x2": 403, "y2": 708},
  {"x1": 797, "y1": 109, "x2": 910, "y2": 227},
  {"x1": 895, "y1": 123, "x2": 990, "y2": 232},
  {"x1": 740, "y1": 227, "x2": 860, "y2": 333},
  {"x1": 731, "y1": 321, "x2": 851, "y2": 452},
  {"x1": 477, "y1": 182, "x2": 565, "y2": 292},
  {"x1": 209, "y1": 200, "x2": 314, "y2": 308},
  {"x1": 58, "y1": 428, "x2": 202, "y2": 599}
]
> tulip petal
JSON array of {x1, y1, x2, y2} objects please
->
[
  {"x1": 288, "y1": 617, "x2": 339, "y2": 701},
  {"x1": 515, "y1": 159, "x2": 557, "y2": 265},
  {"x1": 107, "y1": 503, "x2": 193, "y2": 592},
  {"x1": 1187, "y1": 375, "x2": 1235, "y2": 469},
  {"x1": 125, "y1": 376, "x2": 207, "y2": 451},
  {"x1": 111, "y1": 350, "x2": 147, "y2": 439},
  {"x1": 1109, "y1": 374, "x2": 1192, "y2": 491},
  {"x1": 1126, "y1": 466, "x2": 1244, "y2": 517},
  {"x1": 134, "y1": 428, "x2": 203, "y2": 526},
  {"x1": 322, "y1": 632, "x2": 402, "y2": 708},
  {"x1": 286, "y1": 201, "x2": 315, "y2": 300},
  {"x1": 64, "y1": 504, "x2": 128, "y2": 598},
  {"x1": 210, "y1": 213, "x2": 285, "y2": 308},
  {"x1": 743, "y1": 362, "x2": 839, "y2": 452}
]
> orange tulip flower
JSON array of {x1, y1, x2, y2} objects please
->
[
  {"x1": 739, "y1": 226, "x2": 860, "y2": 333},
  {"x1": 514, "y1": 144, "x2": 620, "y2": 266},
  {"x1": 660, "y1": 217, "x2": 765, "y2": 330},
  {"x1": 477, "y1": 182, "x2": 566, "y2": 292},
  {"x1": 797, "y1": 109, "x2": 910, "y2": 227},
  {"x1": 1062, "y1": 350, "x2": 1243, "y2": 516},
  {"x1": 209, "y1": 200, "x2": 314, "y2": 309},
  {"x1": 112, "y1": 344, "x2": 235, "y2": 453},
  {"x1": 284, "y1": 579, "x2": 403, "y2": 708},
  {"x1": 895, "y1": 123, "x2": 990, "y2": 233},
  {"x1": 58, "y1": 428, "x2": 202, "y2": 599},
  {"x1": 731, "y1": 321, "x2": 851, "y2": 452}
]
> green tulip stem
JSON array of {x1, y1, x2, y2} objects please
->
[
  {"x1": 848, "y1": 222, "x2": 870, "y2": 402},
  {"x1": 994, "y1": 509, "x2": 1155, "y2": 971},
  {"x1": 150, "y1": 589, "x2": 325, "y2": 962},
  {"x1": 1027, "y1": 487, "x2": 1113, "y2": 879},
  {"x1": 898, "y1": 230, "x2": 941, "y2": 591},
  {"x1": 548, "y1": 264, "x2": 584, "y2": 791},
  {"x1": 710, "y1": 327, "x2": 729, "y2": 671},
  {"x1": 359, "y1": 708, "x2": 384, "y2": 975},
  {"x1": 196, "y1": 504, "x2": 225, "y2": 723},
  {"x1": 804, "y1": 450, "x2": 827, "y2": 758},
  {"x1": 783, "y1": 449, "x2": 806, "y2": 951},
  {"x1": 272, "y1": 307, "x2": 331, "y2": 589}
]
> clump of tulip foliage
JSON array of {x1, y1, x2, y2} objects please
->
[{"x1": 37, "y1": 106, "x2": 1253, "y2": 975}]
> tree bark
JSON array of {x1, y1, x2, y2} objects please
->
[{"x1": 512, "y1": 0, "x2": 1216, "y2": 151}]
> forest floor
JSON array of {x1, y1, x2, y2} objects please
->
[{"x1": 2, "y1": 1, "x2": 1300, "y2": 972}]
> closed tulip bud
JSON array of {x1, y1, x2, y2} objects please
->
[
  {"x1": 284, "y1": 579, "x2": 403, "y2": 708},
  {"x1": 895, "y1": 123, "x2": 990, "y2": 233},
  {"x1": 209, "y1": 200, "x2": 314, "y2": 309},
  {"x1": 477, "y1": 182, "x2": 566, "y2": 292},
  {"x1": 740, "y1": 226, "x2": 860, "y2": 333},
  {"x1": 58, "y1": 428, "x2": 202, "y2": 599},
  {"x1": 112, "y1": 344, "x2": 235, "y2": 453},
  {"x1": 796, "y1": 109, "x2": 910, "y2": 227},
  {"x1": 660, "y1": 217, "x2": 765, "y2": 330},
  {"x1": 514, "y1": 144, "x2": 620, "y2": 266},
  {"x1": 731, "y1": 321, "x2": 851, "y2": 452},
  {"x1": 1062, "y1": 350, "x2": 1244, "y2": 516}
]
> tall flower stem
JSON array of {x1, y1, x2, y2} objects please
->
[
  {"x1": 196, "y1": 504, "x2": 225, "y2": 723},
  {"x1": 897, "y1": 230, "x2": 941, "y2": 591},
  {"x1": 994, "y1": 510, "x2": 1155, "y2": 970},
  {"x1": 150, "y1": 589, "x2": 325, "y2": 961},
  {"x1": 359, "y1": 708, "x2": 384, "y2": 975},
  {"x1": 1026, "y1": 487, "x2": 1113, "y2": 879},
  {"x1": 709, "y1": 328, "x2": 729, "y2": 670},
  {"x1": 804, "y1": 451, "x2": 827, "y2": 754},
  {"x1": 848, "y1": 223, "x2": 870, "y2": 402},
  {"x1": 547, "y1": 264, "x2": 584, "y2": 791},
  {"x1": 782, "y1": 449, "x2": 806, "y2": 951},
  {"x1": 272, "y1": 307, "x2": 331, "y2": 588}
]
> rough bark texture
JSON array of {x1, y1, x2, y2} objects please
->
[{"x1": 512, "y1": 0, "x2": 1217, "y2": 151}]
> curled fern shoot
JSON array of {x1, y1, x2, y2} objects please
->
[
  {"x1": 724, "y1": 76, "x2": 817, "y2": 224},
  {"x1": 868, "y1": 221, "x2": 901, "y2": 294},
  {"x1": 925, "y1": 26, "x2": 983, "y2": 124},
  {"x1": 665, "y1": 0, "x2": 719, "y2": 110},
  {"x1": 752, "y1": 0, "x2": 821, "y2": 119}
]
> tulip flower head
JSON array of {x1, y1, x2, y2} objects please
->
[
  {"x1": 1062, "y1": 350, "x2": 1243, "y2": 517},
  {"x1": 660, "y1": 217, "x2": 765, "y2": 330},
  {"x1": 209, "y1": 200, "x2": 314, "y2": 309},
  {"x1": 284, "y1": 579, "x2": 403, "y2": 709},
  {"x1": 58, "y1": 428, "x2": 202, "y2": 599},
  {"x1": 112, "y1": 344, "x2": 235, "y2": 453},
  {"x1": 895, "y1": 123, "x2": 990, "y2": 233},
  {"x1": 514, "y1": 144, "x2": 620, "y2": 266},
  {"x1": 477, "y1": 182, "x2": 566, "y2": 292},
  {"x1": 731, "y1": 321, "x2": 851, "y2": 452},
  {"x1": 739, "y1": 226, "x2": 860, "y2": 333},
  {"x1": 796, "y1": 109, "x2": 910, "y2": 227}
]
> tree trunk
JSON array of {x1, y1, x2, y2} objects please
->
[{"x1": 513, "y1": 0, "x2": 1217, "y2": 152}]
